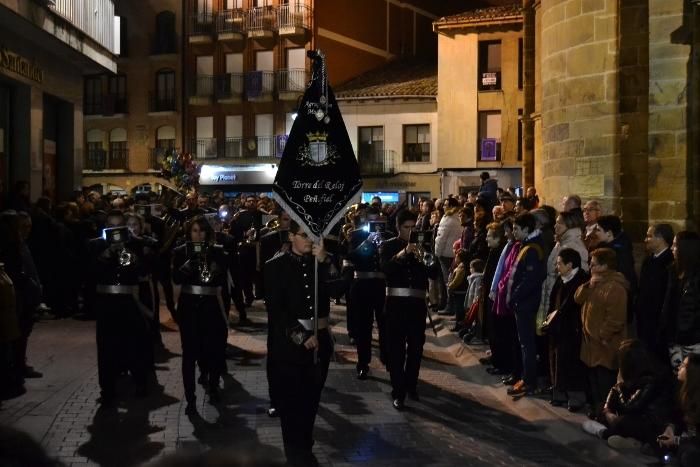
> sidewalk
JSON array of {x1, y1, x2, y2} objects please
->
[{"x1": 0, "y1": 301, "x2": 652, "y2": 466}]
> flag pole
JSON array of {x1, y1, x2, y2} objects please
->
[{"x1": 313, "y1": 248, "x2": 319, "y2": 365}]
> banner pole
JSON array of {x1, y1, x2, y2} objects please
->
[{"x1": 313, "y1": 252, "x2": 319, "y2": 365}]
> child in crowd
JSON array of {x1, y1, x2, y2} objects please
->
[{"x1": 446, "y1": 246, "x2": 469, "y2": 324}]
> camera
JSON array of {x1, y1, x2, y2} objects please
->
[
  {"x1": 410, "y1": 230, "x2": 427, "y2": 244},
  {"x1": 369, "y1": 221, "x2": 386, "y2": 233},
  {"x1": 102, "y1": 226, "x2": 129, "y2": 245}
]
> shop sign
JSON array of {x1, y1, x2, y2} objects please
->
[
  {"x1": 0, "y1": 46, "x2": 43, "y2": 83},
  {"x1": 481, "y1": 72, "x2": 498, "y2": 87}
]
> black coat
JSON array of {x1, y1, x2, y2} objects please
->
[
  {"x1": 548, "y1": 268, "x2": 588, "y2": 340},
  {"x1": 637, "y1": 250, "x2": 674, "y2": 353},
  {"x1": 264, "y1": 251, "x2": 332, "y2": 365},
  {"x1": 380, "y1": 237, "x2": 439, "y2": 291},
  {"x1": 662, "y1": 269, "x2": 700, "y2": 346}
]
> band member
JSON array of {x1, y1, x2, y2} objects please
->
[
  {"x1": 233, "y1": 195, "x2": 264, "y2": 305},
  {"x1": 380, "y1": 209, "x2": 439, "y2": 410},
  {"x1": 259, "y1": 211, "x2": 291, "y2": 416},
  {"x1": 264, "y1": 221, "x2": 333, "y2": 466},
  {"x1": 172, "y1": 216, "x2": 229, "y2": 410},
  {"x1": 347, "y1": 209, "x2": 388, "y2": 378},
  {"x1": 125, "y1": 213, "x2": 160, "y2": 352},
  {"x1": 88, "y1": 210, "x2": 154, "y2": 405}
]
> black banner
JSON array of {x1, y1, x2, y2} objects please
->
[{"x1": 272, "y1": 50, "x2": 362, "y2": 242}]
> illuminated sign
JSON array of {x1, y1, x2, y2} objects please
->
[{"x1": 199, "y1": 164, "x2": 278, "y2": 186}]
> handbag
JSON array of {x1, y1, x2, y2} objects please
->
[{"x1": 539, "y1": 309, "x2": 559, "y2": 334}]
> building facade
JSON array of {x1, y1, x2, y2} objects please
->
[
  {"x1": 433, "y1": 5, "x2": 525, "y2": 196},
  {"x1": 82, "y1": 0, "x2": 183, "y2": 194},
  {"x1": 336, "y1": 60, "x2": 439, "y2": 206},
  {"x1": 0, "y1": 0, "x2": 117, "y2": 203},
  {"x1": 181, "y1": 0, "x2": 470, "y2": 193}
]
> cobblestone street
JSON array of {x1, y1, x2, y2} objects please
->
[{"x1": 1, "y1": 301, "x2": 650, "y2": 467}]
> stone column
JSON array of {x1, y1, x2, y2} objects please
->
[
  {"x1": 539, "y1": 0, "x2": 620, "y2": 210},
  {"x1": 522, "y1": 0, "x2": 536, "y2": 188},
  {"x1": 648, "y1": 0, "x2": 699, "y2": 230}
]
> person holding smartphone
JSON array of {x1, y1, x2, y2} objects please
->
[{"x1": 380, "y1": 210, "x2": 440, "y2": 410}]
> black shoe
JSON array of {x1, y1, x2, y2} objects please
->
[
  {"x1": 23, "y1": 367, "x2": 43, "y2": 379},
  {"x1": 407, "y1": 391, "x2": 420, "y2": 402},
  {"x1": 97, "y1": 393, "x2": 115, "y2": 407},
  {"x1": 486, "y1": 367, "x2": 509, "y2": 375},
  {"x1": 236, "y1": 317, "x2": 253, "y2": 326},
  {"x1": 550, "y1": 399, "x2": 565, "y2": 407},
  {"x1": 357, "y1": 368, "x2": 369, "y2": 380},
  {"x1": 267, "y1": 407, "x2": 278, "y2": 417},
  {"x1": 392, "y1": 398, "x2": 404, "y2": 410},
  {"x1": 185, "y1": 401, "x2": 197, "y2": 415},
  {"x1": 568, "y1": 401, "x2": 584, "y2": 412},
  {"x1": 478, "y1": 356, "x2": 492, "y2": 366}
]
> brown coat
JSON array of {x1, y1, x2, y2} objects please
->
[{"x1": 574, "y1": 270, "x2": 628, "y2": 370}]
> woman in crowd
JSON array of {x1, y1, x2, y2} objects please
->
[
  {"x1": 575, "y1": 248, "x2": 628, "y2": 419},
  {"x1": 540, "y1": 211, "x2": 590, "y2": 339},
  {"x1": 583, "y1": 340, "x2": 672, "y2": 452},
  {"x1": 481, "y1": 221, "x2": 507, "y2": 369},
  {"x1": 173, "y1": 216, "x2": 229, "y2": 410},
  {"x1": 662, "y1": 231, "x2": 700, "y2": 370},
  {"x1": 547, "y1": 248, "x2": 588, "y2": 410},
  {"x1": 658, "y1": 353, "x2": 700, "y2": 466}
]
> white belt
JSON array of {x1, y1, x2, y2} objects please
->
[
  {"x1": 297, "y1": 317, "x2": 329, "y2": 330},
  {"x1": 180, "y1": 285, "x2": 220, "y2": 296},
  {"x1": 354, "y1": 271, "x2": 385, "y2": 280},
  {"x1": 96, "y1": 284, "x2": 138, "y2": 294},
  {"x1": 385, "y1": 287, "x2": 426, "y2": 299}
]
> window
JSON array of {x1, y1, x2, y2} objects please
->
[
  {"x1": 403, "y1": 124, "x2": 430, "y2": 162},
  {"x1": 107, "y1": 74, "x2": 127, "y2": 114},
  {"x1": 478, "y1": 111, "x2": 501, "y2": 161},
  {"x1": 156, "y1": 126, "x2": 176, "y2": 149},
  {"x1": 358, "y1": 126, "x2": 384, "y2": 171},
  {"x1": 518, "y1": 109, "x2": 523, "y2": 162},
  {"x1": 84, "y1": 76, "x2": 103, "y2": 115},
  {"x1": 518, "y1": 38, "x2": 523, "y2": 90},
  {"x1": 225, "y1": 115, "x2": 243, "y2": 158},
  {"x1": 109, "y1": 128, "x2": 128, "y2": 170},
  {"x1": 155, "y1": 69, "x2": 175, "y2": 110},
  {"x1": 154, "y1": 11, "x2": 176, "y2": 54},
  {"x1": 255, "y1": 113, "x2": 274, "y2": 157},
  {"x1": 478, "y1": 41, "x2": 501, "y2": 91},
  {"x1": 195, "y1": 116, "x2": 216, "y2": 159}
]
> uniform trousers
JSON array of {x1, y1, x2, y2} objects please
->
[
  {"x1": 385, "y1": 297, "x2": 427, "y2": 400},
  {"x1": 95, "y1": 294, "x2": 151, "y2": 398},
  {"x1": 177, "y1": 295, "x2": 228, "y2": 400},
  {"x1": 515, "y1": 307, "x2": 538, "y2": 387},
  {"x1": 268, "y1": 332, "x2": 331, "y2": 463},
  {"x1": 349, "y1": 279, "x2": 386, "y2": 368}
]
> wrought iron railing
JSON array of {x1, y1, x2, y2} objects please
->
[
  {"x1": 246, "y1": 6, "x2": 277, "y2": 32},
  {"x1": 216, "y1": 73, "x2": 245, "y2": 99},
  {"x1": 277, "y1": 3, "x2": 311, "y2": 31},
  {"x1": 217, "y1": 9, "x2": 246, "y2": 35},
  {"x1": 191, "y1": 138, "x2": 218, "y2": 159},
  {"x1": 245, "y1": 71, "x2": 275, "y2": 98},
  {"x1": 189, "y1": 13, "x2": 215, "y2": 35},
  {"x1": 277, "y1": 69, "x2": 308, "y2": 93},
  {"x1": 359, "y1": 149, "x2": 396, "y2": 176}
]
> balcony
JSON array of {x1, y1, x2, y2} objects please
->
[
  {"x1": 84, "y1": 94, "x2": 127, "y2": 117},
  {"x1": 149, "y1": 92, "x2": 177, "y2": 113},
  {"x1": 85, "y1": 147, "x2": 129, "y2": 171},
  {"x1": 359, "y1": 149, "x2": 396, "y2": 176},
  {"x1": 277, "y1": 69, "x2": 308, "y2": 100},
  {"x1": 245, "y1": 71, "x2": 275, "y2": 101},
  {"x1": 49, "y1": 0, "x2": 116, "y2": 54},
  {"x1": 247, "y1": 6, "x2": 277, "y2": 39},
  {"x1": 191, "y1": 138, "x2": 218, "y2": 160},
  {"x1": 278, "y1": 3, "x2": 311, "y2": 37},
  {"x1": 223, "y1": 137, "x2": 243, "y2": 159},
  {"x1": 189, "y1": 13, "x2": 214, "y2": 43},
  {"x1": 217, "y1": 9, "x2": 246, "y2": 41},
  {"x1": 189, "y1": 75, "x2": 215, "y2": 105},
  {"x1": 216, "y1": 73, "x2": 245, "y2": 104}
]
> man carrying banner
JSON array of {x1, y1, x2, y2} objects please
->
[
  {"x1": 269, "y1": 49, "x2": 362, "y2": 466},
  {"x1": 380, "y1": 209, "x2": 440, "y2": 410},
  {"x1": 264, "y1": 222, "x2": 332, "y2": 465}
]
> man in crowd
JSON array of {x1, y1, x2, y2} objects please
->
[
  {"x1": 582, "y1": 200, "x2": 602, "y2": 250},
  {"x1": 637, "y1": 223, "x2": 675, "y2": 359}
]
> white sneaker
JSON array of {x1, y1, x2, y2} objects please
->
[
  {"x1": 607, "y1": 435, "x2": 641, "y2": 450},
  {"x1": 582, "y1": 420, "x2": 606, "y2": 438}
]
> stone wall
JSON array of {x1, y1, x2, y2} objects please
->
[
  {"x1": 648, "y1": 0, "x2": 699, "y2": 230},
  {"x1": 539, "y1": 0, "x2": 620, "y2": 212}
]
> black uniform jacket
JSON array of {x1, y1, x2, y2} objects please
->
[
  {"x1": 264, "y1": 251, "x2": 332, "y2": 364},
  {"x1": 380, "y1": 237, "x2": 439, "y2": 292},
  {"x1": 172, "y1": 242, "x2": 228, "y2": 288},
  {"x1": 88, "y1": 237, "x2": 145, "y2": 286}
]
